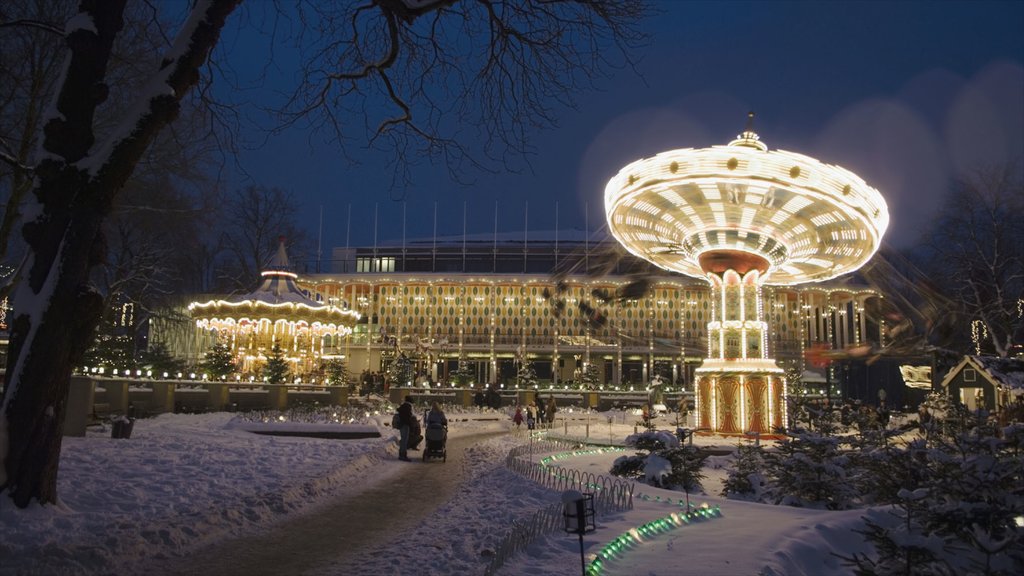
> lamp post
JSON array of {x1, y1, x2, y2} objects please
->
[{"x1": 562, "y1": 490, "x2": 596, "y2": 576}]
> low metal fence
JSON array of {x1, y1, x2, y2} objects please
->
[{"x1": 484, "y1": 439, "x2": 634, "y2": 576}]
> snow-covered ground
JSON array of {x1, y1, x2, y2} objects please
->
[{"x1": 0, "y1": 404, "x2": 874, "y2": 576}]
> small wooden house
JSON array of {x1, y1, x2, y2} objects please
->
[{"x1": 937, "y1": 356, "x2": 1024, "y2": 414}]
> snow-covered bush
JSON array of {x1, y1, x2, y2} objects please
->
[
  {"x1": 623, "y1": 429, "x2": 679, "y2": 452},
  {"x1": 610, "y1": 430, "x2": 704, "y2": 492},
  {"x1": 609, "y1": 454, "x2": 646, "y2": 479}
]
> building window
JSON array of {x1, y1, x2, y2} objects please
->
[{"x1": 964, "y1": 368, "x2": 976, "y2": 382}]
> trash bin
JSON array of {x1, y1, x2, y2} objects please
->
[{"x1": 111, "y1": 417, "x2": 135, "y2": 439}]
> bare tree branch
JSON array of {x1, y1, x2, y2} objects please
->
[{"x1": 0, "y1": 18, "x2": 64, "y2": 35}]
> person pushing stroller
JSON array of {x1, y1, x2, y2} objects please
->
[
  {"x1": 423, "y1": 402, "x2": 449, "y2": 462},
  {"x1": 426, "y1": 401, "x2": 448, "y2": 428}
]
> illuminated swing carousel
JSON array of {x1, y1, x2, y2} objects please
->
[
  {"x1": 605, "y1": 115, "x2": 888, "y2": 435},
  {"x1": 189, "y1": 240, "x2": 361, "y2": 379}
]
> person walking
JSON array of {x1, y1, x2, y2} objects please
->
[
  {"x1": 545, "y1": 394, "x2": 557, "y2": 428},
  {"x1": 513, "y1": 406, "x2": 524, "y2": 429},
  {"x1": 535, "y1": 395, "x2": 546, "y2": 427},
  {"x1": 397, "y1": 395, "x2": 414, "y2": 461},
  {"x1": 526, "y1": 402, "x2": 538, "y2": 430}
]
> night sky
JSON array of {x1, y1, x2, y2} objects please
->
[{"x1": 216, "y1": 1, "x2": 1023, "y2": 257}]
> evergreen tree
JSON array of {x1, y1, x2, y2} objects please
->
[
  {"x1": 200, "y1": 340, "x2": 236, "y2": 381},
  {"x1": 137, "y1": 342, "x2": 185, "y2": 377},
  {"x1": 579, "y1": 362, "x2": 601, "y2": 390},
  {"x1": 388, "y1": 353, "x2": 413, "y2": 387},
  {"x1": 609, "y1": 430, "x2": 707, "y2": 492},
  {"x1": 844, "y1": 425, "x2": 1024, "y2": 574},
  {"x1": 658, "y1": 445, "x2": 708, "y2": 492},
  {"x1": 82, "y1": 334, "x2": 135, "y2": 374},
  {"x1": 721, "y1": 442, "x2": 767, "y2": 501},
  {"x1": 762, "y1": 429, "x2": 857, "y2": 510},
  {"x1": 516, "y1": 361, "x2": 538, "y2": 389},
  {"x1": 262, "y1": 343, "x2": 290, "y2": 385},
  {"x1": 322, "y1": 358, "x2": 349, "y2": 387},
  {"x1": 452, "y1": 354, "x2": 474, "y2": 387}
]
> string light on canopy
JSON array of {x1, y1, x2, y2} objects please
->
[
  {"x1": 604, "y1": 114, "x2": 888, "y2": 435},
  {"x1": 189, "y1": 239, "x2": 361, "y2": 378}
]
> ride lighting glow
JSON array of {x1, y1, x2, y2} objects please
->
[{"x1": 605, "y1": 115, "x2": 887, "y2": 435}]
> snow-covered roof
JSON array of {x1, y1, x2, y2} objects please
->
[
  {"x1": 970, "y1": 355, "x2": 1024, "y2": 391},
  {"x1": 939, "y1": 355, "x2": 1024, "y2": 393}
]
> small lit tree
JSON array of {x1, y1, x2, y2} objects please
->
[
  {"x1": 579, "y1": 362, "x2": 601, "y2": 390},
  {"x1": 262, "y1": 343, "x2": 290, "y2": 385},
  {"x1": 82, "y1": 334, "x2": 135, "y2": 374},
  {"x1": 322, "y1": 358, "x2": 349, "y2": 387},
  {"x1": 388, "y1": 352, "x2": 414, "y2": 387},
  {"x1": 452, "y1": 352, "x2": 474, "y2": 387},
  {"x1": 200, "y1": 340, "x2": 236, "y2": 381},
  {"x1": 516, "y1": 361, "x2": 538, "y2": 389},
  {"x1": 137, "y1": 342, "x2": 185, "y2": 377}
]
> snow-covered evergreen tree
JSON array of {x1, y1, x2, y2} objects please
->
[
  {"x1": 844, "y1": 421, "x2": 1024, "y2": 574},
  {"x1": 516, "y1": 361, "x2": 538, "y2": 389},
  {"x1": 200, "y1": 340, "x2": 236, "y2": 381},
  {"x1": 721, "y1": 442, "x2": 767, "y2": 501},
  {"x1": 262, "y1": 344, "x2": 290, "y2": 385},
  {"x1": 579, "y1": 361, "x2": 601, "y2": 390},
  {"x1": 610, "y1": 430, "x2": 706, "y2": 492},
  {"x1": 763, "y1": 429, "x2": 857, "y2": 510}
]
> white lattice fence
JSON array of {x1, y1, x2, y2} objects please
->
[{"x1": 484, "y1": 440, "x2": 634, "y2": 575}]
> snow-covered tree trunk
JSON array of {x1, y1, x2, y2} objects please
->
[{"x1": 0, "y1": 0, "x2": 240, "y2": 508}]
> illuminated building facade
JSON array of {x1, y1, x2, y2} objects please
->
[{"x1": 297, "y1": 231, "x2": 884, "y2": 393}]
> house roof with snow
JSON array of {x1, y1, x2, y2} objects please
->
[{"x1": 939, "y1": 355, "x2": 1024, "y2": 395}]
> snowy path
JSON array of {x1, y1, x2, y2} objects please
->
[{"x1": 148, "y1": 430, "x2": 508, "y2": 575}]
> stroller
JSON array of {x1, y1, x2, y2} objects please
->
[{"x1": 422, "y1": 412, "x2": 447, "y2": 462}]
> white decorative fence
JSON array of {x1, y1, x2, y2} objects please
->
[{"x1": 483, "y1": 439, "x2": 634, "y2": 576}]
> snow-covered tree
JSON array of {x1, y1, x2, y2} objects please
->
[
  {"x1": 610, "y1": 430, "x2": 707, "y2": 492},
  {"x1": 516, "y1": 361, "x2": 537, "y2": 389},
  {"x1": 763, "y1": 430, "x2": 857, "y2": 510},
  {"x1": 579, "y1": 361, "x2": 600, "y2": 390},
  {"x1": 721, "y1": 443, "x2": 767, "y2": 501},
  {"x1": 845, "y1": 425, "x2": 1024, "y2": 574},
  {"x1": 0, "y1": 0, "x2": 648, "y2": 509},
  {"x1": 200, "y1": 340, "x2": 236, "y2": 381},
  {"x1": 262, "y1": 344, "x2": 289, "y2": 385}
]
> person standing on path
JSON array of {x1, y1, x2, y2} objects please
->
[
  {"x1": 398, "y1": 395, "x2": 415, "y2": 461},
  {"x1": 545, "y1": 394, "x2": 557, "y2": 428}
]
